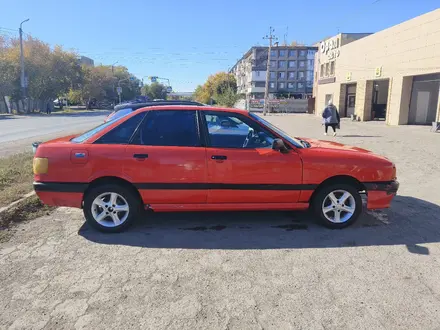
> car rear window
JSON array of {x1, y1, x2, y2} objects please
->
[{"x1": 71, "y1": 111, "x2": 132, "y2": 143}]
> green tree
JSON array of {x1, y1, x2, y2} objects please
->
[{"x1": 142, "y1": 82, "x2": 167, "y2": 100}]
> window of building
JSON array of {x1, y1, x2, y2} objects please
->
[
  {"x1": 270, "y1": 60, "x2": 276, "y2": 68},
  {"x1": 95, "y1": 113, "x2": 146, "y2": 144},
  {"x1": 308, "y1": 60, "x2": 314, "y2": 67},
  {"x1": 320, "y1": 64, "x2": 325, "y2": 77},
  {"x1": 278, "y1": 82, "x2": 286, "y2": 89},
  {"x1": 298, "y1": 82, "x2": 304, "y2": 89},
  {"x1": 299, "y1": 50, "x2": 306, "y2": 57},
  {"x1": 289, "y1": 50, "x2": 297, "y2": 57},
  {"x1": 278, "y1": 72, "x2": 285, "y2": 79},
  {"x1": 306, "y1": 71, "x2": 314, "y2": 81},
  {"x1": 287, "y1": 82, "x2": 295, "y2": 89},
  {"x1": 330, "y1": 61, "x2": 335, "y2": 75},
  {"x1": 256, "y1": 71, "x2": 260, "y2": 77},
  {"x1": 325, "y1": 63, "x2": 330, "y2": 76},
  {"x1": 270, "y1": 71, "x2": 276, "y2": 79},
  {"x1": 308, "y1": 50, "x2": 316, "y2": 55},
  {"x1": 288, "y1": 71, "x2": 296, "y2": 79},
  {"x1": 298, "y1": 71, "x2": 305, "y2": 80},
  {"x1": 203, "y1": 112, "x2": 275, "y2": 149},
  {"x1": 269, "y1": 82, "x2": 275, "y2": 88},
  {"x1": 270, "y1": 50, "x2": 276, "y2": 57},
  {"x1": 279, "y1": 50, "x2": 286, "y2": 57},
  {"x1": 278, "y1": 61, "x2": 286, "y2": 68},
  {"x1": 134, "y1": 110, "x2": 199, "y2": 147},
  {"x1": 255, "y1": 81, "x2": 265, "y2": 87},
  {"x1": 299, "y1": 60, "x2": 305, "y2": 68},
  {"x1": 288, "y1": 60, "x2": 296, "y2": 68}
]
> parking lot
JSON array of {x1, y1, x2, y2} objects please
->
[{"x1": 1, "y1": 114, "x2": 440, "y2": 330}]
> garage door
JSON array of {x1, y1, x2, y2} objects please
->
[{"x1": 408, "y1": 74, "x2": 440, "y2": 125}]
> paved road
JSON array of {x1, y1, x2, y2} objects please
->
[
  {"x1": 1, "y1": 114, "x2": 440, "y2": 329},
  {"x1": 0, "y1": 111, "x2": 110, "y2": 157}
]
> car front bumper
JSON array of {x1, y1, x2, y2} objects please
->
[{"x1": 365, "y1": 180, "x2": 399, "y2": 210}]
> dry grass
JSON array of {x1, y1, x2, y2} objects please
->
[
  {"x1": 0, "y1": 195, "x2": 55, "y2": 242},
  {"x1": 0, "y1": 152, "x2": 34, "y2": 207}
]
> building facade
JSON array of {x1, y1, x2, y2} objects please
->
[
  {"x1": 313, "y1": 9, "x2": 440, "y2": 126},
  {"x1": 231, "y1": 45, "x2": 318, "y2": 100},
  {"x1": 78, "y1": 56, "x2": 94, "y2": 67}
]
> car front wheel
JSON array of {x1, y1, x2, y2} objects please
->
[
  {"x1": 83, "y1": 184, "x2": 140, "y2": 233},
  {"x1": 312, "y1": 183, "x2": 362, "y2": 229}
]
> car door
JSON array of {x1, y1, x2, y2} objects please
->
[
  {"x1": 200, "y1": 111, "x2": 303, "y2": 204},
  {"x1": 124, "y1": 109, "x2": 208, "y2": 204}
]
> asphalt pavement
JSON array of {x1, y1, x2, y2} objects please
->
[{"x1": 0, "y1": 111, "x2": 110, "y2": 157}]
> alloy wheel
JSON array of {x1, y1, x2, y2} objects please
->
[
  {"x1": 321, "y1": 189, "x2": 356, "y2": 223},
  {"x1": 91, "y1": 192, "x2": 130, "y2": 227}
]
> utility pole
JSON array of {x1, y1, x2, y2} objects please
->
[
  {"x1": 19, "y1": 19, "x2": 30, "y2": 103},
  {"x1": 111, "y1": 61, "x2": 118, "y2": 105},
  {"x1": 263, "y1": 26, "x2": 277, "y2": 116}
]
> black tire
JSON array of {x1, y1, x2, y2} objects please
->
[
  {"x1": 312, "y1": 183, "x2": 362, "y2": 229},
  {"x1": 83, "y1": 183, "x2": 141, "y2": 233}
]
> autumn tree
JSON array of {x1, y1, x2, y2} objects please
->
[
  {"x1": 194, "y1": 72, "x2": 237, "y2": 107},
  {"x1": 0, "y1": 34, "x2": 141, "y2": 113}
]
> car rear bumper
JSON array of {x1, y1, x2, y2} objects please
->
[{"x1": 34, "y1": 182, "x2": 86, "y2": 208}]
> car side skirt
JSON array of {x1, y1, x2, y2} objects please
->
[{"x1": 147, "y1": 203, "x2": 310, "y2": 212}]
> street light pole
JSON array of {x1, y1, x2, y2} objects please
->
[
  {"x1": 19, "y1": 18, "x2": 30, "y2": 102},
  {"x1": 111, "y1": 61, "x2": 118, "y2": 74}
]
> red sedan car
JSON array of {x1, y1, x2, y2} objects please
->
[{"x1": 33, "y1": 106, "x2": 398, "y2": 232}]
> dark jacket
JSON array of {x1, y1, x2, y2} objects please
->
[{"x1": 322, "y1": 105, "x2": 340, "y2": 125}]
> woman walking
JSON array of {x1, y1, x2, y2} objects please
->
[{"x1": 322, "y1": 100, "x2": 340, "y2": 136}]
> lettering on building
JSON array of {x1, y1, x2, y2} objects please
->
[{"x1": 321, "y1": 39, "x2": 340, "y2": 60}]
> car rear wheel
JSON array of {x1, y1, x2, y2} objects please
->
[
  {"x1": 83, "y1": 184, "x2": 140, "y2": 233},
  {"x1": 312, "y1": 183, "x2": 362, "y2": 229}
]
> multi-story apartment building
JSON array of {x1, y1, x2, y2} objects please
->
[
  {"x1": 78, "y1": 56, "x2": 94, "y2": 67},
  {"x1": 231, "y1": 45, "x2": 318, "y2": 100}
]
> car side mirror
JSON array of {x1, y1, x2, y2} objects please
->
[{"x1": 272, "y1": 138, "x2": 288, "y2": 153}]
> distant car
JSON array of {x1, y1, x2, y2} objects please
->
[
  {"x1": 104, "y1": 100, "x2": 204, "y2": 122},
  {"x1": 33, "y1": 105, "x2": 398, "y2": 233}
]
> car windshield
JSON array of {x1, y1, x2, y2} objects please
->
[
  {"x1": 71, "y1": 111, "x2": 132, "y2": 143},
  {"x1": 249, "y1": 113, "x2": 303, "y2": 148}
]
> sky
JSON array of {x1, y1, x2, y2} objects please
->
[{"x1": 1, "y1": 0, "x2": 439, "y2": 92}]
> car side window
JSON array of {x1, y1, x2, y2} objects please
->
[
  {"x1": 203, "y1": 112, "x2": 275, "y2": 149},
  {"x1": 132, "y1": 110, "x2": 199, "y2": 147},
  {"x1": 95, "y1": 113, "x2": 146, "y2": 144}
]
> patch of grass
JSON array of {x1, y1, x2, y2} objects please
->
[
  {"x1": 0, "y1": 152, "x2": 34, "y2": 207},
  {"x1": 0, "y1": 195, "x2": 55, "y2": 242}
]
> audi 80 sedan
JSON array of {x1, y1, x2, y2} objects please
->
[{"x1": 33, "y1": 106, "x2": 398, "y2": 232}]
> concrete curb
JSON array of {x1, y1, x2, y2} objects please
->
[{"x1": 0, "y1": 191, "x2": 35, "y2": 215}]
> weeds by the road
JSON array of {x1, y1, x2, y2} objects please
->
[
  {"x1": 0, "y1": 195, "x2": 54, "y2": 242},
  {"x1": 0, "y1": 152, "x2": 34, "y2": 207}
]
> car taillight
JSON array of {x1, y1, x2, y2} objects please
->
[
  {"x1": 392, "y1": 165, "x2": 396, "y2": 180},
  {"x1": 33, "y1": 157, "x2": 48, "y2": 175}
]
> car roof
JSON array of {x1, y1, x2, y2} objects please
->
[
  {"x1": 135, "y1": 105, "x2": 249, "y2": 115},
  {"x1": 114, "y1": 100, "x2": 204, "y2": 111}
]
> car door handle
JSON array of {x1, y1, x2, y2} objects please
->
[
  {"x1": 133, "y1": 154, "x2": 148, "y2": 159},
  {"x1": 211, "y1": 155, "x2": 227, "y2": 160}
]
